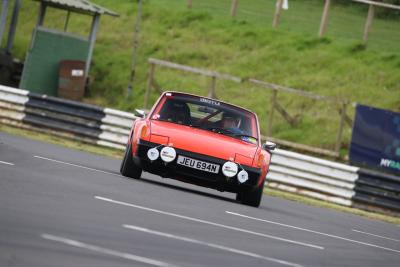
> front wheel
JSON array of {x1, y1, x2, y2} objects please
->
[
  {"x1": 239, "y1": 182, "x2": 264, "y2": 207},
  {"x1": 120, "y1": 143, "x2": 142, "y2": 179}
]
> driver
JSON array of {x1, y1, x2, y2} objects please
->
[{"x1": 221, "y1": 113, "x2": 243, "y2": 135}]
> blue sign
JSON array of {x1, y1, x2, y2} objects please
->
[{"x1": 349, "y1": 104, "x2": 400, "y2": 175}]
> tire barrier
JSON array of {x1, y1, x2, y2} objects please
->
[
  {"x1": 0, "y1": 85, "x2": 399, "y2": 216},
  {"x1": 353, "y1": 168, "x2": 400, "y2": 214}
]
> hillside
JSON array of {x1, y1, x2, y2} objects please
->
[{"x1": 4, "y1": 0, "x2": 400, "y2": 152}]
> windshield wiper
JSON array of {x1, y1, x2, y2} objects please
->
[
  {"x1": 156, "y1": 119, "x2": 193, "y2": 127},
  {"x1": 207, "y1": 127, "x2": 258, "y2": 142},
  {"x1": 190, "y1": 123, "x2": 204, "y2": 129},
  {"x1": 207, "y1": 127, "x2": 235, "y2": 136}
]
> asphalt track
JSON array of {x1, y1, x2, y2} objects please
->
[{"x1": 1, "y1": 132, "x2": 399, "y2": 267}]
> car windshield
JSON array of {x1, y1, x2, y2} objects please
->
[{"x1": 151, "y1": 94, "x2": 258, "y2": 144}]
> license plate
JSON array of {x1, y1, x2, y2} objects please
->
[{"x1": 176, "y1": 155, "x2": 220, "y2": 174}]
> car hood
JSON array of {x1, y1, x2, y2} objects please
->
[{"x1": 149, "y1": 120, "x2": 258, "y2": 164}]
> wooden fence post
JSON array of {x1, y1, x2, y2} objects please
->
[
  {"x1": 208, "y1": 76, "x2": 217, "y2": 99},
  {"x1": 273, "y1": 0, "x2": 283, "y2": 28},
  {"x1": 267, "y1": 90, "x2": 277, "y2": 136},
  {"x1": 230, "y1": 0, "x2": 239, "y2": 17},
  {"x1": 319, "y1": 0, "x2": 331, "y2": 37},
  {"x1": 363, "y1": 4, "x2": 375, "y2": 43},
  {"x1": 187, "y1": 0, "x2": 193, "y2": 9},
  {"x1": 144, "y1": 63, "x2": 155, "y2": 109},
  {"x1": 335, "y1": 101, "x2": 347, "y2": 154}
]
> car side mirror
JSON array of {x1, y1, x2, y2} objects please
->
[
  {"x1": 135, "y1": 109, "x2": 147, "y2": 118},
  {"x1": 262, "y1": 141, "x2": 276, "y2": 151}
]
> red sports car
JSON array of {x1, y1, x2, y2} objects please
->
[{"x1": 120, "y1": 91, "x2": 276, "y2": 207}]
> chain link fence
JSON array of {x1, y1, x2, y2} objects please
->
[{"x1": 182, "y1": 0, "x2": 400, "y2": 52}]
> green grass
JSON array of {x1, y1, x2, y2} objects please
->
[
  {"x1": 2, "y1": 124, "x2": 399, "y2": 224},
  {"x1": 2, "y1": 0, "x2": 400, "y2": 151}
]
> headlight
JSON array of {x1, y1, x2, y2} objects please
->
[
  {"x1": 237, "y1": 170, "x2": 249, "y2": 183},
  {"x1": 147, "y1": 148, "x2": 159, "y2": 161},
  {"x1": 222, "y1": 161, "x2": 238, "y2": 177},
  {"x1": 160, "y1": 147, "x2": 176, "y2": 163}
]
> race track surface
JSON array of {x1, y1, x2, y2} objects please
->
[{"x1": 1, "y1": 132, "x2": 399, "y2": 267}]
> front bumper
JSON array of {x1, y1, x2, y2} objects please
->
[{"x1": 134, "y1": 140, "x2": 262, "y2": 193}]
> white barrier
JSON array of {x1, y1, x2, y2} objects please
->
[
  {"x1": 0, "y1": 85, "x2": 137, "y2": 150},
  {"x1": 266, "y1": 149, "x2": 359, "y2": 206}
]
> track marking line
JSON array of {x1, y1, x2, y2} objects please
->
[
  {"x1": 0, "y1": 160, "x2": 14, "y2": 166},
  {"x1": 226, "y1": 211, "x2": 400, "y2": 254},
  {"x1": 352, "y1": 229, "x2": 400, "y2": 242},
  {"x1": 41, "y1": 234, "x2": 178, "y2": 267},
  {"x1": 33, "y1": 155, "x2": 121, "y2": 177},
  {"x1": 95, "y1": 196, "x2": 324, "y2": 250},
  {"x1": 123, "y1": 224, "x2": 303, "y2": 267}
]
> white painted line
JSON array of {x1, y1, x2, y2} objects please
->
[
  {"x1": 0, "y1": 160, "x2": 14, "y2": 166},
  {"x1": 41, "y1": 234, "x2": 178, "y2": 267},
  {"x1": 33, "y1": 156, "x2": 121, "y2": 177},
  {"x1": 226, "y1": 211, "x2": 400, "y2": 254},
  {"x1": 352, "y1": 229, "x2": 400, "y2": 242},
  {"x1": 95, "y1": 196, "x2": 324, "y2": 250},
  {"x1": 123, "y1": 224, "x2": 303, "y2": 267}
]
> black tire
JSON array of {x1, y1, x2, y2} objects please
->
[
  {"x1": 235, "y1": 192, "x2": 242, "y2": 202},
  {"x1": 120, "y1": 143, "x2": 142, "y2": 179},
  {"x1": 240, "y1": 182, "x2": 264, "y2": 207}
]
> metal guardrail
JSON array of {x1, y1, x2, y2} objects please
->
[
  {"x1": 0, "y1": 85, "x2": 135, "y2": 150},
  {"x1": 1, "y1": 85, "x2": 398, "y2": 216},
  {"x1": 266, "y1": 149, "x2": 359, "y2": 207}
]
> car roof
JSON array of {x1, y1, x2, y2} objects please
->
[{"x1": 163, "y1": 91, "x2": 257, "y2": 116}]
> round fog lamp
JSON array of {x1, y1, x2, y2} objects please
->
[
  {"x1": 237, "y1": 170, "x2": 249, "y2": 184},
  {"x1": 222, "y1": 161, "x2": 238, "y2": 177},
  {"x1": 160, "y1": 147, "x2": 176, "y2": 163},
  {"x1": 147, "y1": 148, "x2": 159, "y2": 161}
]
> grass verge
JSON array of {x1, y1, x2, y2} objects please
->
[
  {"x1": 1, "y1": 125, "x2": 399, "y2": 224},
  {"x1": 265, "y1": 188, "x2": 400, "y2": 225},
  {"x1": 0, "y1": 124, "x2": 124, "y2": 159}
]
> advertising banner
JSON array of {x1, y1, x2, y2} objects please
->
[{"x1": 349, "y1": 104, "x2": 400, "y2": 175}]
